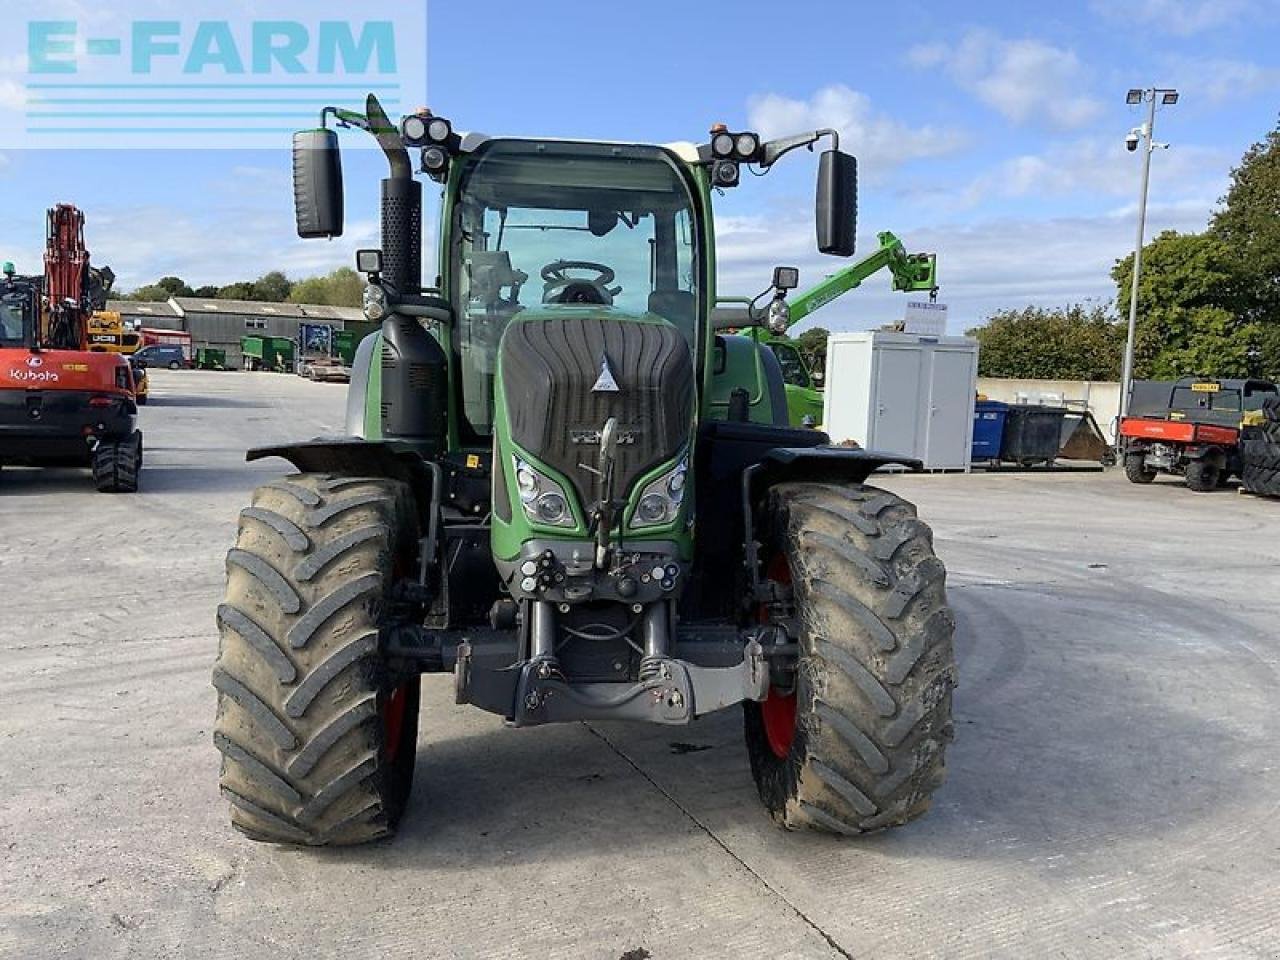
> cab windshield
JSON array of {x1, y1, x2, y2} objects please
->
[
  {"x1": 0, "y1": 294, "x2": 29, "y2": 347},
  {"x1": 769, "y1": 342, "x2": 811, "y2": 389},
  {"x1": 451, "y1": 140, "x2": 701, "y2": 436}
]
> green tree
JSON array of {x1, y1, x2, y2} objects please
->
[
  {"x1": 287, "y1": 267, "x2": 363, "y2": 308},
  {"x1": 192, "y1": 285, "x2": 220, "y2": 298},
  {"x1": 155, "y1": 276, "x2": 194, "y2": 297},
  {"x1": 251, "y1": 270, "x2": 292, "y2": 303},
  {"x1": 288, "y1": 275, "x2": 331, "y2": 305},
  {"x1": 125, "y1": 283, "x2": 173, "y2": 302},
  {"x1": 967, "y1": 305, "x2": 1123, "y2": 380},
  {"x1": 217, "y1": 281, "x2": 257, "y2": 301},
  {"x1": 1208, "y1": 118, "x2": 1280, "y2": 377},
  {"x1": 1112, "y1": 230, "x2": 1259, "y2": 378},
  {"x1": 793, "y1": 326, "x2": 830, "y2": 370}
]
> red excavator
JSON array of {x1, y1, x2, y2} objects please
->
[{"x1": 0, "y1": 204, "x2": 142, "y2": 491}]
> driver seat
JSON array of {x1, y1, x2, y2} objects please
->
[{"x1": 647, "y1": 289, "x2": 696, "y2": 343}]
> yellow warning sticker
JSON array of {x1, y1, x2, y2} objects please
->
[
  {"x1": 465, "y1": 454, "x2": 481, "y2": 469},
  {"x1": 62, "y1": 363, "x2": 89, "y2": 372}
]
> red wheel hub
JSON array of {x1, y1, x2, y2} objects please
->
[
  {"x1": 382, "y1": 683, "x2": 409, "y2": 763},
  {"x1": 758, "y1": 554, "x2": 797, "y2": 759}
]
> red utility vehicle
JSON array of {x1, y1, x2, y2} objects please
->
[{"x1": 1120, "y1": 377, "x2": 1278, "y2": 491}]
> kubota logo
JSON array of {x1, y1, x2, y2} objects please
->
[
  {"x1": 26, "y1": 356, "x2": 42, "y2": 368},
  {"x1": 8, "y1": 368, "x2": 59, "y2": 383}
]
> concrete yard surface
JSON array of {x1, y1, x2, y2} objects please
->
[{"x1": 1, "y1": 370, "x2": 1278, "y2": 959}]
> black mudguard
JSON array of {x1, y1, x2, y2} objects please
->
[{"x1": 247, "y1": 437, "x2": 435, "y2": 492}]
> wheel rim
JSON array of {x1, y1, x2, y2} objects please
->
[
  {"x1": 382, "y1": 682, "x2": 410, "y2": 763},
  {"x1": 758, "y1": 553, "x2": 797, "y2": 759}
]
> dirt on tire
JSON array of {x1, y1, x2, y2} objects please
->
[
  {"x1": 1124, "y1": 452, "x2": 1155, "y2": 484},
  {"x1": 213, "y1": 473, "x2": 421, "y2": 846},
  {"x1": 1184, "y1": 460, "x2": 1220, "y2": 492},
  {"x1": 92, "y1": 432, "x2": 142, "y2": 493},
  {"x1": 743, "y1": 482, "x2": 956, "y2": 835}
]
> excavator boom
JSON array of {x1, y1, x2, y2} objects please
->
[{"x1": 41, "y1": 204, "x2": 115, "y2": 350}]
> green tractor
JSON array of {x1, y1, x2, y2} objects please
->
[{"x1": 213, "y1": 96, "x2": 956, "y2": 845}]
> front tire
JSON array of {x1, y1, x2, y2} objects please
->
[
  {"x1": 213, "y1": 473, "x2": 421, "y2": 845},
  {"x1": 1124, "y1": 452, "x2": 1155, "y2": 484},
  {"x1": 744, "y1": 483, "x2": 956, "y2": 835},
  {"x1": 1185, "y1": 460, "x2": 1219, "y2": 492},
  {"x1": 92, "y1": 432, "x2": 141, "y2": 493}
]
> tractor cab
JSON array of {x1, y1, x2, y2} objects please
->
[{"x1": 0, "y1": 264, "x2": 38, "y2": 349}]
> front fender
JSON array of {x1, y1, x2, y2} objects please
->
[
  {"x1": 247, "y1": 437, "x2": 434, "y2": 490},
  {"x1": 756, "y1": 445, "x2": 922, "y2": 488}
]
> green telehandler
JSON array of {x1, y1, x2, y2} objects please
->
[
  {"x1": 213, "y1": 97, "x2": 955, "y2": 845},
  {"x1": 736, "y1": 231, "x2": 938, "y2": 427}
]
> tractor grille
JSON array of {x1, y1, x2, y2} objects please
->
[{"x1": 500, "y1": 316, "x2": 694, "y2": 506}]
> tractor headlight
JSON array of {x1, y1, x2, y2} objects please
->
[
  {"x1": 362, "y1": 282, "x2": 387, "y2": 321},
  {"x1": 630, "y1": 454, "x2": 689, "y2": 529},
  {"x1": 512, "y1": 457, "x2": 575, "y2": 528}
]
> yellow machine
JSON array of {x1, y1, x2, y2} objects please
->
[
  {"x1": 87, "y1": 311, "x2": 143, "y2": 356},
  {"x1": 87, "y1": 312, "x2": 148, "y2": 403}
]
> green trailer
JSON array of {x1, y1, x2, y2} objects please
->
[
  {"x1": 239, "y1": 335, "x2": 294, "y2": 372},
  {"x1": 333, "y1": 329, "x2": 358, "y2": 366},
  {"x1": 195, "y1": 347, "x2": 227, "y2": 370}
]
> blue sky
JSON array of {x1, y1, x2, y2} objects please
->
[{"x1": 1, "y1": 0, "x2": 1278, "y2": 333}]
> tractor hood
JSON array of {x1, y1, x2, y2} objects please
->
[{"x1": 497, "y1": 310, "x2": 695, "y2": 506}]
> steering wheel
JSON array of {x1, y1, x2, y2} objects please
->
[
  {"x1": 541, "y1": 260, "x2": 616, "y2": 287},
  {"x1": 541, "y1": 260, "x2": 620, "y2": 305}
]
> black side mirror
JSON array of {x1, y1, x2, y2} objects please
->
[
  {"x1": 816, "y1": 149, "x2": 857, "y2": 256},
  {"x1": 293, "y1": 129, "x2": 344, "y2": 239}
]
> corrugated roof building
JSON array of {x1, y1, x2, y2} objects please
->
[{"x1": 104, "y1": 297, "x2": 367, "y2": 368}]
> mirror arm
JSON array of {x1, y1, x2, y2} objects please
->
[
  {"x1": 322, "y1": 107, "x2": 370, "y2": 133},
  {"x1": 760, "y1": 128, "x2": 839, "y2": 169}
]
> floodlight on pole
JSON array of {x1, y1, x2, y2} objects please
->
[{"x1": 1119, "y1": 87, "x2": 1179, "y2": 421}]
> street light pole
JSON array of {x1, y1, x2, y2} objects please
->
[{"x1": 1119, "y1": 87, "x2": 1177, "y2": 419}]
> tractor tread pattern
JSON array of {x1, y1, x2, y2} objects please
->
[
  {"x1": 91, "y1": 432, "x2": 141, "y2": 493},
  {"x1": 1240, "y1": 426, "x2": 1280, "y2": 497},
  {"x1": 745, "y1": 482, "x2": 955, "y2": 836},
  {"x1": 213, "y1": 473, "x2": 419, "y2": 846}
]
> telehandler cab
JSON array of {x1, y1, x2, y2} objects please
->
[{"x1": 214, "y1": 95, "x2": 956, "y2": 845}]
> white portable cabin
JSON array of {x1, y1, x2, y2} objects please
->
[{"x1": 822, "y1": 332, "x2": 979, "y2": 471}]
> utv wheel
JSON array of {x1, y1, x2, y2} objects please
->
[
  {"x1": 744, "y1": 483, "x2": 956, "y2": 835},
  {"x1": 1123, "y1": 452, "x2": 1155, "y2": 484},
  {"x1": 92, "y1": 432, "x2": 142, "y2": 493},
  {"x1": 1185, "y1": 460, "x2": 1219, "y2": 492},
  {"x1": 213, "y1": 473, "x2": 421, "y2": 846}
]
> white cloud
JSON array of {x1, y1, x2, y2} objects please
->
[
  {"x1": 1167, "y1": 56, "x2": 1280, "y2": 103},
  {"x1": 929, "y1": 138, "x2": 1233, "y2": 211},
  {"x1": 1092, "y1": 0, "x2": 1256, "y2": 35},
  {"x1": 745, "y1": 85, "x2": 966, "y2": 183},
  {"x1": 908, "y1": 30, "x2": 1103, "y2": 130},
  {"x1": 714, "y1": 198, "x2": 1215, "y2": 331}
]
